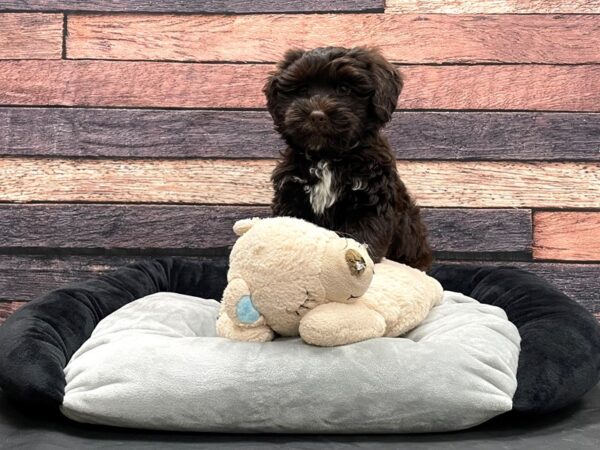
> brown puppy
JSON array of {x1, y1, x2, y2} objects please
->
[{"x1": 265, "y1": 46, "x2": 433, "y2": 270}]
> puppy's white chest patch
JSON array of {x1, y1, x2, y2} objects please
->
[{"x1": 308, "y1": 160, "x2": 337, "y2": 215}]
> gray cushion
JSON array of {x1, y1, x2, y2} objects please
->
[{"x1": 61, "y1": 291, "x2": 520, "y2": 433}]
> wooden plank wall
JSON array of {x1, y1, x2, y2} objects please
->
[{"x1": 0, "y1": 1, "x2": 599, "y2": 323}]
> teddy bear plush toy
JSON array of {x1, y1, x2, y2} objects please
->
[{"x1": 216, "y1": 217, "x2": 443, "y2": 347}]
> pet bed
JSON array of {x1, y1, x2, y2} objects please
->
[
  {"x1": 2, "y1": 386, "x2": 600, "y2": 450},
  {"x1": 60, "y1": 291, "x2": 519, "y2": 432},
  {"x1": 0, "y1": 258, "x2": 599, "y2": 433}
]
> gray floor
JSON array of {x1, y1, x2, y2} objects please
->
[{"x1": 1, "y1": 385, "x2": 599, "y2": 450}]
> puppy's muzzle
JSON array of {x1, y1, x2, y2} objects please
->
[{"x1": 309, "y1": 110, "x2": 328, "y2": 128}]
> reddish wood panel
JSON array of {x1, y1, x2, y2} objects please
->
[
  {"x1": 397, "y1": 162, "x2": 600, "y2": 208},
  {"x1": 0, "y1": 61, "x2": 265, "y2": 108},
  {"x1": 67, "y1": 14, "x2": 600, "y2": 64},
  {"x1": 0, "y1": 301, "x2": 26, "y2": 323},
  {"x1": 0, "y1": 204, "x2": 532, "y2": 254},
  {"x1": 1, "y1": 158, "x2": 597, "y2": 208},
  {"x1": 0, "y1": 61, "x2": 599, "y2": 111},
  {"x1": 0, "y1": 1, "x2": 384, "y2": 13},
  {"x1": 534, "y1": 212, "x2": 600, "y2": 261},
  {"x1": 0, "y1": 13, "x2": 63, "y2": 59},
  {"x1": 3, "y1": 109, "x2": 598, "y2": 161},
  {"x1": 399, "y1": 65, "x2": 600, "y2": 111},
  {"x1": 386, "y1": 0, "x2": 600, "y2": 13},
  {"x1": 0, "y1": 158, "x2": 271, "y2": 204}
]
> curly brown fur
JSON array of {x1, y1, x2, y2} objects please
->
[{"x1": 265, "y1": 46, "x2": 433, "y2": 271}]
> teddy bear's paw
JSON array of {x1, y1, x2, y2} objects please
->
[
  {"x1": 216, "y1": 313, "x2": 274, "y2": 342},
  {"x1": 299, "y1": 302, "x2": 386, "y2": 347},
  {"x1": 222, "y1": 278, "x2": 267, "y2": 328}
]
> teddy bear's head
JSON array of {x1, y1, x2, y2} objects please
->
[{"x1": 222, "y1": 217, "x2": 374, "y2": 336}]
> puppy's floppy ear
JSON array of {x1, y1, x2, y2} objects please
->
[
  {"x1": 367, "y1": 48, "x2": 403, "y2": 126},
  {"x1": 263, "y1": 49, "x2": 305, "y2": 119}
]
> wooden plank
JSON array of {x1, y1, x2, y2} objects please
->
[
  {"x1": 436, "y1": 261, "x2": 600, "y2": 316},
  {"x1": 0, "y1": 205, "x2": 270, "y2": 250},
  {"x1": 0, "y1": 158, "x2": 272, "y2": 204},
  {"x1": 67, "y1": 14, "x2": 600, "y2": 65},
  {"x1": 0, "y1": 13, "x2": 62, "y2": 59},
  {"x1": 398, "y1": 65, "x2": 600, "y2": 112},
  {"x1": 0, "y1": 258, "x2": 598, "y2": 320},
  {"x1": 0, "y1": 61, "x2": 265, "y2": 109},
  {"x1": 0, "y1": 205, "x2": 532, "y2": 254},
  {"x1": 0, "y1": 108, "x2": 283, "y2": 158},
  {"x1": 1, "y1": 61, "x2": 599, "y2": 111},
  {"x1": 0, "y1": 301, "x2": 26, "y2": 323},
  {"x1": 423, "y1": 209, "x2": 531, "y2": 254},
  {"x1": 386, "y1": 1, "x2": 600, "y2": 14},
  {"x1": 388, "y1": 112, "x2": 600, "y2": 161},
  {"x1": 395, "y1": 162, "x2": 599, "y2": 208},
  {"x1": 0, "y1": 1, "x2": 384, "y2": 13},
  {"x1": 534, "y1": 212, "x2": 600, "y2": 261},
  {"x1": 0, "y1": 255, "x2": 227, "y2": 304},
  {"x1": 1, "y1": 158, "x2": 598, "y2": 208},
  {"x1": 4, "y1": 109, "x2": 598, "y2": 161}
]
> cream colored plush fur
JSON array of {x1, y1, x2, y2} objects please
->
[{"x1": 216, "y1": 217, "x2": 443, "y2": 347}]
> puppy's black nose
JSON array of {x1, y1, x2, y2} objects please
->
[{"x1": 309, "y1": 110, "x2": 327, "y2": 124}]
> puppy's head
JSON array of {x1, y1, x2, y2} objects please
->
[{"x1": 264, "y1": 46, "x2": 402, "y2": 153}]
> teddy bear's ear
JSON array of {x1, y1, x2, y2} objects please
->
[{"x1": 233, "y1": 218, "x2": 261, "y2": 236}]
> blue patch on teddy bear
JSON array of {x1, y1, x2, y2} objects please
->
[{"x1": 236, "y1": 295, "x2": 261, "y2": 324}]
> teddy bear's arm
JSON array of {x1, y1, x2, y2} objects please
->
[
  {"x1": 216, "y1": 313, "x2": 274, "y2": 342},
  {"x1": 217, "y1": 278, "x2": 275, "y2": 342},
  {"x1": 298, "y1": 301, "x2": 386, "y2": 347}
]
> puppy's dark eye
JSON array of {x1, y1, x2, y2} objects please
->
[
  {"x1": 297, "y1": 86, "x2": 309, "y2": 96},
  {"x1": 336, "y1": 85, "x2": 351, "y2": 95}
]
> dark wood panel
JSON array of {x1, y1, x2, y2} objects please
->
[
  {"x1": 0, "y1": 13, "x2": 62, "y2": 59},
  {"x1": 437, "y1": 260, "x2": 600, "y2": 315},
  {"x1": 0, "y1": 1, "x2": 383, "y2": 12},
  {"x1": 0, "y1": 258, "x2": 597, "y2": 319},
  {"x1": 534, "y1": 212, "x2": 600, "y2": 261},
  {"x1": 386, "y1": 0, "x2": 600, "y2": 13},
  {"x1": 0, "y1": 108, "x2": 282, "y2": 158},
  {"x1": 423, "y1": 209, "x2": 531, "y2": 254},
  {"x1": 67, "y1": 14, "x2": 600, "y2": 64},
  {"x1": 0, "y1": 205, "x2": 531, "y2": 254},
  {"x1": 0, "y1": 205, "x2": 270, "y2": 250},
  {"x1": 1, "y1": 61, "x2": 599, "y2": 111},
  {"x1": 389, "y1": 112, "x2": 600, "y2": 161},
  {"x1": 0, "y1": 255, "x2": 227, "y2": 303},
  {"x1": 2, "y1": 109, "x2": 598, "y2": 161}
]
